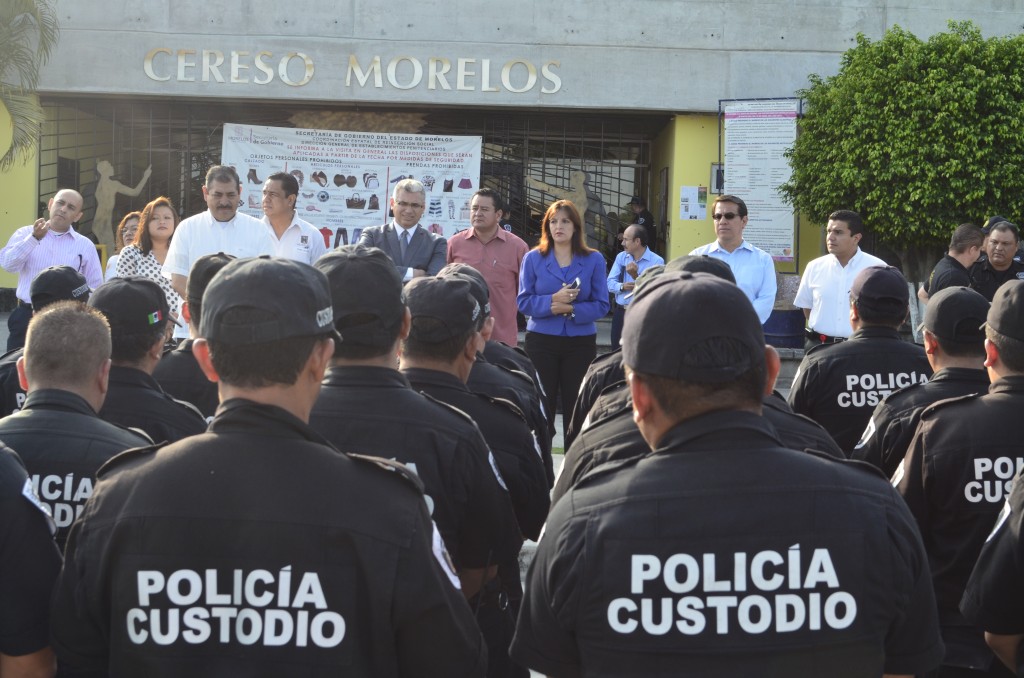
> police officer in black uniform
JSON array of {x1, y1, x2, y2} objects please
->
[
  {"x1": 0, "y1": 442, "x2": 61, "y2": 675},
  {"x1": 788, "y1": 265, "x2": 932, "y2": 453},
  {"x1": 920, "y1": 223, "x2": 984, "y2": 302},
  {"x1": 307, "y1": 245, "x2": 521, "y2": 677},
  {"x1": 852, "y1": 286, "x2": 990, "y2": 477},
  {"x1": 89, "y1": 276, "x2": 207, "y2": 443},
  {"x1": 894, "y1": 280, "x2": 1024, "y2": 677},
  {"x1": 0, "y1": 265, "x2": 92, "y2": 417},
  {"x1": 0, "y1": 301, "x2": 150, "y2": 548},
  {"x1": 512, "y1": 271, "x2": 944, "y2": 676},
  {"x1": 962, "y1": 458, "x2": 1024, "y2": 674},
  {"x1": 50, "y1": 256, "x2": 487, "y2": 676},
  {"x1": 971, "y1": 222, "x2": 1024, "y2": 301},
  {"x1": 153, "y1": 253, "x2": 235, "y2": 419},
  {"x1": 439, "y1": 262, "x2": 554, "y2": 485},
  {"x1": 401, "y1": 276, "x2": 550, "y2": 678}
]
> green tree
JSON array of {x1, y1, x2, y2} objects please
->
[
  {"x1": 781, "y1": 21, "x2": 1024, "y2": 279},
  {"x1": 0, "y1": 0, "x2": 59, "y2": 170}
]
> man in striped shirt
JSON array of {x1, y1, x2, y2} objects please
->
[{"x1": 0, "y1": 189, "x2": 103, "y2": 350}]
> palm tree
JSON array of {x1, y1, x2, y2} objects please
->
[{"x1": 0, "y1": 0, "x2": 59, "y2": 171}]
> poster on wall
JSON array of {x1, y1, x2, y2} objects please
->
[
  {"x1": 679, "y1": 185, "x2": 707, "y2": 221},
  {"x1": 722, "y1": 99, "x2": 800, "y2": 261},
  {"x1": 222, "y1": 124, "x2": 482, "y2": 245}
]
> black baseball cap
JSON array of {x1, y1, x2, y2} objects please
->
[
  {"x1": 187, "y1": 253, "x2": 235, "y2": 309},
  {"x1": 30, "y1": 265, "x2": 90, "y2": 310},
  {"x1": 985, "y1": 279, "x2": 1024, "y2": 341},
  {"x1": 623, "y1": 271, "x2": 764, "y2": 382},
  {"x1": 406, "y1": 277, "x2": 482, "y2": 342},
  {"x1": 983, "y1": 215, "x2": 1010, "y2": 234},
  {"x1": 627, "y1": 196, "x2": 643, "y2": 206},
  {"x1": 920, "y1": 286, "x2": 989, "y2": 345},
  {"x1": 437, "y1": 263, "x2": 491, "y2": 317},
  {"x1": 89, "y1": 276, "x2": 173, "y2": 335},
  {"x1": 665, "y1": 254, "x2": 737, "y2": 284},
  {"x1": 201, "y1": 256, "x2": 339, "y2": 345},
  {"x1": 851, "y1": 266, "x2": 909, "y2": 312},
  {"x1": 315, "y1": 245, "x2": 405, "y2": 346}
]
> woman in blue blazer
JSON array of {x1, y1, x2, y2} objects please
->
[{"x1": 518, "y1": 199, "x2": 609, "y2": 440}]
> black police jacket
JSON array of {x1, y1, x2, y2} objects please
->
[
  {"x1": 895, "y1": 376, "x2": 1024, "y2": 665},
  {"x1": 309, "y1": 365, "x2": 521, "y2": 570},
  {"x1": 0, "y1": 443, "x2": 61, "y2": 657},
  {"x1": 513, "y1": 410, "x2": 944, "y2": 677},
  {"x1": 50, "y1": 399, "x2": 487, "y2": 677},
  {"x1": 0, "y1": 388, "x2": 151, "y2": 548},
  {"x1": 152, "y1": 339, "x2": 219, "y2": 420},
  {"x1": 565, "y1": 347, "x2": 625, "y2": 450},
  {"x1": 0, "y1": 346, "x2": 25, "y2": 417},
  {"x1": 970, "y1": 258, "x2": 1024, "y2": 301},
  {"x1": 99, "y1": 365, "x2": 208, "y2": 444},
  {"x1": 852, "y1": 367, "x2": 990, "y2": 478},
  {"x1": 788, "y1": 326, "x2": 932, "y2": 454},
  {"x1": 404, "y1": 367, "x2": 550, "y2": 542}
]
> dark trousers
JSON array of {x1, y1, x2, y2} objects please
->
[
  {"x1": 609, "y1": 305, "x2": 625, "y2": 349},
  {"x1": 7, "y1": 304, "x2": 31, "y2": 352},
  {"x1": 525, "y1": 331, "x2": 596, "y2": 441}
]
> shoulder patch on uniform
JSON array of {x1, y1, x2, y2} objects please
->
[
  {"x1": 21, "y1": 477, "x2": 56, "y2": 535},
  {"x1": 347, "y1": 453, "x2": 426, "y2": 494},
  {"x1": 474, "y1": 392, "x2": 527, "y2": 421},
  {"x1": 918, "y1": 392, "x2": 981, "y2": 420},
  {"x1": 417, "y1": 390, "x2": 477, "y2": 427},
  {"x1": 97, "y1": 442, "x2": 167, "y2": 478}
]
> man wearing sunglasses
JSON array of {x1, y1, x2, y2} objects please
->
[
  {"x1": 358, "y1": 178, "x2": 447, "y2": 280},
  {"x1": 970, "y1": 221, "x2": 1024, "y2": 301},
  {"x1": 690, "y1": 194, "x2": 777, "y2": 324}
]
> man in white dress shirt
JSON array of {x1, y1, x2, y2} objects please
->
[
  {"x1": 689, "y1": 194, "x2": 777, "y2": 324},
  {"x1": 261, "y1": 172, "x2": 327, "y2": 264},
  {"x1": 794, "y1": 209, "x2": 887, "y2": 348}
]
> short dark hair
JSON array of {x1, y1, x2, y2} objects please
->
[
  {"x1": 333, "y1": 311, "x2": 402, "y2": 361},
  {"x1": 472, "y1": 188, "x2": 506, "y2": 215},
  {"x1": 402, "y1": 319, "x2": 476, "y2": 363},
  {"x1": 267, "y1": 171, "x2": 299, "y2": 198},
  {"x1": 829, "y1": 210, "x2": 864, "y2": 237},
  {"x1": 935, "y1": 335, "x2": 986, "y2": 359},
  {"x1": 111, "y1": 325, "x2": 166, "y2": 364},
  {"x1": 626, "y1": 224, "x2": 648, "y2": 248},
  {"x1": 206, "y1": 308, "x2": 328, "y2": 387},
  {"x1": 987, "y1": 326, "x2": 1024, "y2": 372},
  {"x1": 852, "y1": 297, "x2": 906, "y2": 329},
  {"x1": 631, "y1": 336, "x2": 765, "y2": 413},
  {"x1": 206, "y1": 165, "x2": 241, "y2": 188},
  {"x1": 949, "y1": 223, "x2": 985, "y2": 253},
  {"x1": 713, "y1": 195, "x2": 748, "y2": 218},
  {"x1": 25, "y1": 302, "x2": 110, "y2": 388},
  {"x1": 991, "y1": 222, "x2": 1021, "y2": 244}
]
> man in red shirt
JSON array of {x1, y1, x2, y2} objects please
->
[{"x1": 447, "y1": 189, "x2": 528, "y2": 346}]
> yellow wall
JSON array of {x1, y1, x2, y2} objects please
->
[{"x1": 0, "y1": 101, "x2": 38, "y2": 289}]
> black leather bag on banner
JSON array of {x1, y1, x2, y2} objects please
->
[{"x1": 346, "y1": 193, "x2": 366, "y2": 209}]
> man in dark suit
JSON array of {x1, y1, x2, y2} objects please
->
[{"x1": 357, "y1": 178, "x2": 447, "y2": 280}]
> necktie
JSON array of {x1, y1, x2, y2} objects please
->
[{"x1": 400, "y1": 230, "x2": 410, "y2": 261}]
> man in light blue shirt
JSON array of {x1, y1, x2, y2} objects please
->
[
  {"x1": 607, "y1": 224, "x2": 664, "y2": 347},
  {"x1": 689, "y1": 194, "x2": 777, "y2": 324}
]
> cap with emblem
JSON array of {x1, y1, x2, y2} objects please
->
[
  {"x1": 315, "y1": 245, "x2": 405, "y2": 346},
  {"x1": 186, "y1": 252, "x2": 235, "y2": 310},
  {"x1": 920, "y1": 286, "x2": 989, "y2": 345},
  {"x1": 89, "y1": 276, "x2": 174, "y2": 334},
  {"x1": 985, "y1": 279, "x2": 1024, "y2": 341},
  {"x1": 623, "y1": 271, "x2": 764, "y2": 382},
  {"x1": 983, "y1": 215, "x2": 1010, "y2": 234},
  {"x1": 627, "y1": 196, "x2": 643, "y2": 206},
  {"x1": 437, "y1": 263, "x2": 490, "y2": 318},
  {"x1": 851, "y1": 265, "x2": 909, "y2": 313},
  {"x1": 201, "y1": 256, "x2": 339, "y2": 345},
  {"x1": 405, "y1": 276, "x2": 482, "y2": 343},
  {"x1": 30, "y1": 265, "x2": 90, "y2": 310}
]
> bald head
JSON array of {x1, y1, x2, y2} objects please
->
[{"x1": 47, "y1": 189, "x2": 85, "y2": 233}]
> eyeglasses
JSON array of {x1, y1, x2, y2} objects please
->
[
  {"x1": 396, "y1": 201, "x2": 424, "y2": 209},
  {"x1": 713, "y1": 212, "x2": 738, "y2": 221}
]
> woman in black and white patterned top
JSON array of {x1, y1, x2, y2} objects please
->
[{"x1": 115, "y1": 196, "x2": 183, "y2": 318}]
